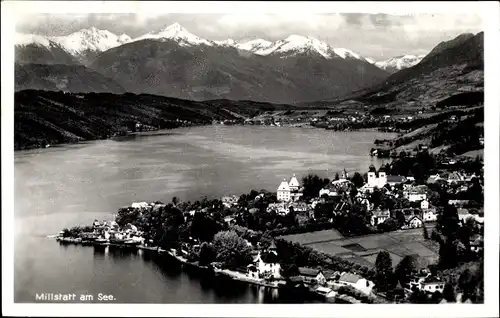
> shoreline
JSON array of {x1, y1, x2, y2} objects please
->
[
  {"x1": 53, "y1": 236, "x2": 370, "y2": 303},
  {"x1": 54, "y1": 236, "x2": 284, "y2": 290},
  {"x1": 15, "y1": 124, "x2": 398, "y2": 152}
]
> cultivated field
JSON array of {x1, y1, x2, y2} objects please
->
[{"x1": 280, "y1": 226, "x2": 439, "y2": 268}]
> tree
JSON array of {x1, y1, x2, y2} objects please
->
[
  {"x1": 172, "y1": 196, "x2": 179, "y2": 206},
  {"x1": 395, "y1": 210, "x2": 406, "y2": 228},
  {"x1": 442, "y1": 283, "x2": 456, "y2": 303},
  {"x1": 199, "y1": 242, "x2": 216, "y2": 266},
  {"x1": 334, "y1": 172, "x2": 340, "y2": 181},
  {"x1": 378, "y1": 218, "x2": 399, "y2": 232},
  {"x1": 395, "y1": 255, "x2": 417, "y2": 286},
  {"x1": 375, "y1": 251, "x2": 394, "y2": 292},
  {"x1": 349, "y1": 186, "x2": 358, "y2": 199},
  {"x1": 212, "y1": 230, "x2": 252, "y2": 268},
  {"x1": 423, "y1": 224, "x2": 429, "y2": 239},
  {"x1": 302, "y1": 174, "x2": 330, "y2": 199},
  {"x1": 351, "y1": 172, "x2": 364, "y2": 188},
  {"x1": 191, "y1": 212, "x2": 222, "y2": 242}
]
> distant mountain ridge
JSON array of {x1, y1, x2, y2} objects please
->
[
  {"x1": 15, "y1": 23, "x2": 374, "y2": 65},
  {"x1": 14, "y1": 24, "x2": 482, "y2": 104},
  {"x1": 347, "y1": 31, "x2": 484, "y2": 108},
  {"x1": 374, "y1": 55, "x2": 426, "y2": 74}
]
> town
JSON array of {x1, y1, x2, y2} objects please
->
[{"x1": 56, "y1": 148, "x2": 484, "y2": 304}]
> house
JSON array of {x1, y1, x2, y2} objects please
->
[
  {"x1": 298, "y1": 267, "x2": 326, "y2": 285},
  {"x1": 131, "y1": 202, "x2": 149, "y2": 209},
  {"x1": 319, "y1": 188, "x2": 338, "y2": 198},
  {"x1": 247, "y1": 251, "x2": 281, "y2": 280},
  {"x1": 420, "y1": 200, "x2": 429, "y2": 210},
  {"x1": 336, "y1": 272, "x2": 375, "y2": 295},
  {"x1": 331, "y1": 178, "x2": 352, "y2": 191},
  {"x1": 422, "y1": 208, "x2": 438, "y2": 222},
  {"x1": 386, "y1": 175, "x2": 407, "y2": 187},
  {"x1": 221, "y1": 195, "x2": 239, "y2": 208},
  {"x1": 469, "y1": 235, "x2": 483, "y2": 253},
  {"x1": 315, "y1": 286, "x2": 337, "y2": 298},
  {"x1": 457, "y1": 208, "x2": 470, "y2": 222},
  {"x1": 447, "y1": 172, "x2": 464, "y2": 184},
  {"x1": 370, "y1": 209, "x2": 390, "y2": 226},
  {"x1": 277, "y1": 179, "x2": 291, "y2": 202},
  {"x1": 289, "y1": 202, "x2": 308, "y2": 213},
  {"x1": 448, "y1": 199, "x2": 470, "y2": 207},
  {"x1": 404, "y1": 185, "x2": 428, "y2": 202},
  {"x1": 420, "y1": 277, "x2": 445, "y2": 294},
  {"x1": 426, "y1": 174, "x2": 443, "y2": 184},
  {"x1": 406, "y1": 215, "x2": 423, "y2": 229}
]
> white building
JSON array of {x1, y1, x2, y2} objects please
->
[
  {"x1": 407, "y1": 215, "x2": 423, "y2": 229},
  {"x1": 247, "y1": 251, "x2": 281, "y2": 279},
  {"x1": 288, "y1": 174, "x2": 300, "y2": 191},
  {"x1": 277, "y1": 174, "x2": 302, "y2": 202},
  {"x1": 370, "y1": 210, "x2": 390, "y2": 226},
  {"x1": 423, "y1": 209, "x2": 438, "y2": 222},
  {"x1": 420, "y1": 200, "x2": 429, "y2": 210},
  {"x1": 404, "y1": 185, "x2": 428, "y2": 202},
  {"x1": 277, "y1": 179, "x2": 291, "y2": 202},
  {"x1": 367, "y1": 165, "x2": 387, "y2": 188},
  {"x1": 335, "y1": 272, "x2": 375, "y2": 295},
  {"x1": 421, "y1": 279, "x2": 445, "y2": 294}
]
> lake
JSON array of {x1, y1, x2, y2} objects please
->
[{"x1": 14, "y1": 125, "x2": 394, "y2": 303}]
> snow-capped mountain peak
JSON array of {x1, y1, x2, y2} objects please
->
[
  {"x1": 254, "y1": 35, "x2": 333, "y2": 58},
  {"x1": 133, "y1": 23, "x2": 213, "y2": 46},
  {"x1": 15, "y1": 33, "x2": 54, "y2": 48},
  {"x1": 235, "y1": 39, "x2": 273, "y2": 52},
  {"x1": 214, "y1": 39, "x2": 237, "y2": 47},
  {"x1": 50, "y1": 27, "x2": 132, "y2": 57},
  {"x1": 374, "y1": 54, "x2": 426, "y2": 72},
  {"x1": 333, "y1": 48, "x2": 361, "y2": 60}
]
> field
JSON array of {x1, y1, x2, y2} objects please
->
[{"x1": 280, "y1": 226, "x2": 439, "y2": 268}]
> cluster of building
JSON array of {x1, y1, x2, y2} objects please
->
[{"x1": 244, "y1": 240, "x2": 375, "y2": 299}]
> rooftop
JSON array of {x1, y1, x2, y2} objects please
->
[
  {"x1": 298, "y1": 267, "x2": 322, "y2": 277},
  {"x1": 339, "y1": 272, "x2": 363, "y2": 284}
]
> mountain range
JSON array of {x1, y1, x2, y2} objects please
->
[
  {"x1": 15, "y1": 23, "x2": 388, "y2": 102},
  {"x1": 14, "y1": 23, "x2": 483, "y2": 104},
  {"x1": 344, "y1": 31, "x2": 484, "y2": 109}
]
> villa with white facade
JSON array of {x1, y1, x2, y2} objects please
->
[{"x1": 277, "y1": 174, "x2": 302, "y2": 202}]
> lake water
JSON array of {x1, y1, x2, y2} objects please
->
[{"x1": 14, "y1": 125, "x2": 394, "y2": 303}]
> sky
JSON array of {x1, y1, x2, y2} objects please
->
[{"x1": 15, "y1": 12, "x2": 483, "y2": 60}]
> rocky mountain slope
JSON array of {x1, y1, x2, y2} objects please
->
[
  {"x1": 15, "y1": 34, "x2": 79, "y2": 65},
  {"x1": 89, "y1": 31, "x2": 387, "y2": 103},
  {"x1": 15, "y1": 63, "x2": 125, "y2": 94},
  {"x1": 347, "y1": 32, "x2": 483, "y2": 108}
]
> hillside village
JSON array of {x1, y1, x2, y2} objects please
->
[{"x1": 58, "y1": 147, "x2": 484, "y2": 304}]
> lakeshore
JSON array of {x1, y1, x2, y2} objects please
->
[{"x1": 16, "y1": 125, "x2": 483, "y2": 304}]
